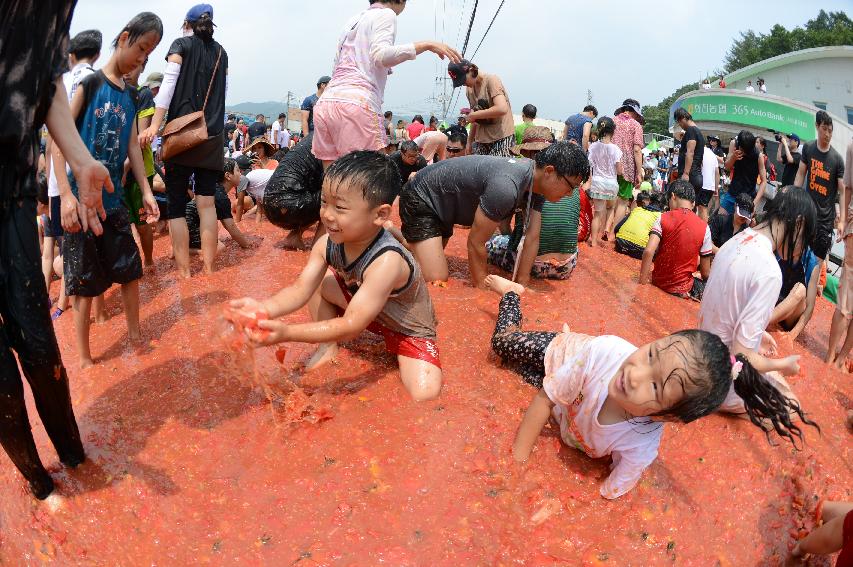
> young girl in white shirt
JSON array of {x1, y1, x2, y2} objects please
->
[
  {"x1": 586, "y1": 117, "x2": 623, "y2": 247},
  {"x1": 484, "y1": 274, "x2": 817, "y2": 500}
]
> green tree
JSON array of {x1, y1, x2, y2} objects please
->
[{"x1": 642, "y1": 83, "x2": 699, "y2": 137}]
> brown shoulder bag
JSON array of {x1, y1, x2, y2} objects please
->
[{"x1": 160, "y1": 47, "x2": 222, "y2": 161}]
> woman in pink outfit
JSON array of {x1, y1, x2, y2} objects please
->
[{"x1": 312, "y1": 0, "x2": 460, "y2": 167}]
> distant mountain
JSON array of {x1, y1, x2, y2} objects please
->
[{"x1": 227, "y1": 101, "x2": 293, "y2": 119}]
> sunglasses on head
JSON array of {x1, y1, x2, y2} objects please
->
[{"x1": 446, "y1": 146, "x2": 463, "y2": 154}]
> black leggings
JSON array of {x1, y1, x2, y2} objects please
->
[
  {"x1": 0, "y1": 196, "x2": 84, "y2": 499},
  {"x1": 490, "y1": 292, "x2": 557, "y2": 388}
]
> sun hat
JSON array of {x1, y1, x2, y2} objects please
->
[
  {"x1": 144, "y1": 72, "x2": 164, "y2": 89},
  {"x1": 511, "y1": 126, "x2": 554, "y2": 155},
  {"x1": 448, "y1": 59, "x2": 473, "y2": 89},
  {"x1": 246, "y1": 136, "x2": 276, "y2": 156},
  {"x1": 614, "y1": 98, "x2": 645, "y2": 125},
  {"x1": 186, "y1": 4, "x2": 214, "y2": 23}
]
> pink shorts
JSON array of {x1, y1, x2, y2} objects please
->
[{"x1": 311, "y1": 100, "x2": 387, "y2": 162}]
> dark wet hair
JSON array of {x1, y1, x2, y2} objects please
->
[
  {"x1": 522, "y1": 104, "x2": 537, "y2": 119},
  {"x1": 223, "y1": 157, "x2": 237, "y2": 175},
  {"x1": 325, "y1": 150, "x2": 401, "y2": 208},
  {"x1": 447, "y1": 131, "x2": 467, "y2": 146},
  {"x1": 112, "y1": 12, "x2": 163, "y2": 49},
  {"x1": 651, "y1": 330, "x2": 819, "y2": 448},
  {"x1": 191, "y1": 13, "x2": 214, "y2": 41},
  {"x1": 669, "y1": 179, "x2": 695, "y2": 203},
  {"x1": 583, "y1": 105, "x2": 598, "y2": 117},
  {"x1": 756, "y1": 136, "x2": 767, "y2": 151},
  {"x1": 636, "y1": 191, "x2": 651, "y2": 208},
  {"x1": 673, "y1": 107, "x2": 692, "y2": 122},
  {"x1": 429, "y1": 115, "x2": 438, "y2": 126},
  {"x1": 735, "y1": 130, "x2": 757, "y2": 155},
  {"x1": 273, "y1": 148, "x2": 289, "y2": 161},
  {"x1": 399, "y1": 140, "x2": 419, "y2": 154},
  {"x1": 412, "y1": 115, "x2": 424, "y2": 125},
  {"x1": 815, "y1": 110, "x2": 832, "y2": 127},
  {"x1": 384, "y1": 111, "x2": 393, "y2": 119},
  {"x1": 734, "y1": 192, "x2": 755, "y2": 214},
  {"x1": 533, "y1": 141, "x2": 591, "y2": 183},
  {"x1": 596, "y1": 116, "x2": 615, "y2": 139},
  {"x1": 69, "y1": 29, "x2": 102, "y2": 60},
  {"x1": 36, "y1": 171, "x2": 49, "y2": 206},
  {"x1": 763, "y1": 185, "x2": 817, "y2": 264}
]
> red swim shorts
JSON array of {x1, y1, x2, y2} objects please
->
[{"x1": 333, "y1": 273, "x2": 441, "y2": 369}]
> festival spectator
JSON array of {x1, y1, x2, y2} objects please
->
[
  {"x1": 444, "y1": 130, "x2": 468, "y2": 159},
  {"x1": 389, "y1": 140, "x2": 428, "y2": 191},
  {"x1": 756, "y1": 137, "x2": 776, "y2": 182},
  {"x1": 426, "y1": 115, "x2": 439, "y2": 132},
  {"x1": 639, "y1": 180, "x2": 712, "y2": 300},
  {"x1": 563, "y1": 105, "x2": 598, "y2": 152},
  {"x1": 770, "y1": 246, "x2": 820, "y2": 341},
  {"x1": 400, "y1": 142, "x2": 589, "y2": 287},
  {"x1": 615, "y1": 192, "x2": 664, "y2": 259},
  {"x1": 246, "y1": 137, "x2": 279, "y2": 171},
  {"x1": 758, "y1": 78, "x2": 767, "y2": 93},
  {"x1": 224, "y1": 113, "x2": 237, "y2": 150},
  {"x1": 414, "y1": 130, "x2": 448, "y2": 163},
  {"x1": 612, "y1": 99, "x2": 645, "y2": 230},
  {"x1": 718, "y1": 75, "x2": 727, "y2": 88},
  {"x1": 55, "y1": 11, "x2": 162, "y2": 372},
  {"x1": 674, "y1": 108, "x2": 706, "y2": 210},
  {"x1": 699, "y1": 143, "x2": 719, "y2": 220},
  {"x1": 794, "y1": 112, "x2": 849, "y2": 364},
  {"x1": 140, "y1": 4, "x2": 229, "y2": 278},
  {"x1": 721, "y1": 130, "x2": 767, "y2": 213},
  {"x1": 702, "y1": 78, "x2": 711, "y2": 90},
  {"x1": 263, "y1": 133, "x2": 325, "y2": 249},
  {"x1": 777, "y1": 133, "x2": 802, "y2": 187},
  {"x1": 247, "y1": 114, "x2": 266, "y2": 141},
  {"x1": 234, "y1": 154, "x2": 274, "y2": 223},
  {"x1": 486, "y1": 127, "x2": 581, "y2": 280},
  {"x1": 700, "y1": 186, "x2": 816, "y2": 414},
  {"x1": 709, "y1": 193, "x2": 754, "y2": 252},
  {"x1": 395, "y1": 119, "x2": 411, "y2": 142},
  {"x1": 407, "y1": 115, "x2": 426, "y2": 140},
  {"x1": 587, "y1": 117, "x2": 623, "y2": 247},
  {"x1": 0, "y1": 0, "x2": 121, "y2": 500},
  {"x1": 270, "y1": 113, "x2": 290, "y2": 149},
  {"x1": 313, "y1": 1, "x2": 459, "y2": 166},
  {"x1": 515, "y1": 103, "x2": 537, "y2": 144},
  {"x1": 301, "y1": 75, "x2": 330, "y2": 136},
  {"x1": 745, "y1": 80, "x2": 755, "y2": 93},
  {"x1": 449, "y1": 59, "x2": 515, "y2": 157}
]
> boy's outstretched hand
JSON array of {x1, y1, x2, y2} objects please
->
[{"x1": 247, "y1": 319, "x2": 289, "y2": 346}]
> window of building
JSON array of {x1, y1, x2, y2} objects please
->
[
  {"x1": 847, "y1": 107, "x2": 853, "y2": 126},
  {"x1": 813, "y1": 101, "x2": 827, "y2": 110}
]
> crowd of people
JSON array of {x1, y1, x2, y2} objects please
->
[{"x1": 2, "y1": 0, "x2": 852, "y2": 563}]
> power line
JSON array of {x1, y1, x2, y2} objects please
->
[
  {"x1": 460, "y1": 0, "x2": 479, "y2": 56},
  {"x1": 453, "y1": 0, "x2": 469, "y2": 48},
  {"x1": 470, "y1": 0, "x2": 506, "y2": 59}
]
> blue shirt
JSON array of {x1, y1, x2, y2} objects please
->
[
  {"x1": 301, "y1": 94, "x2": 319, "y2": 132},
  {"x1": 564, "y1": 113, "x2": 592, "y2": 149},
  {"x1": 70, "y1": 71, "x2": 138, "y2": 212}
]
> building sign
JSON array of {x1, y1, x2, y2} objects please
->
[{"x1": 671, "y1": 94, "x2": 814, "y2": 140}]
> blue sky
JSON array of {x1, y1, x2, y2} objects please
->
[{"x1": 70, "y1": 0, "x2": 850, "y2": 121}]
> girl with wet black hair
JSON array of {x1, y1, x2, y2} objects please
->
[{"x1": 482, "y1": 275, "x2": 818, "y2": 500}]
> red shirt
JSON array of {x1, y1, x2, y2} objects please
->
[
  {"x1": 650, "y1": 208, "x2": 713, "y2": 296},
  {"x1": 577, "y1": 188, "x2": 592, "y2": 243},
  {"x1": 407, "y1": 122, "x2": 425, "y2": 140}
]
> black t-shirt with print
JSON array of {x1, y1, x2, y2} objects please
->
[
  {"x1": 0, "y1": 0, "x2": 75, "y2": 201},
  {"x1": 677, "y1": 125, "x2": 706, "y2": 177},
  {"x1": 165, "y1": 35, "x2": 228, "y2": 170},
  {"x1": 801, "y1": 141, "x2": 845, "y2": 227}
]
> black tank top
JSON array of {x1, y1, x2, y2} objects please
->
[{"x1": 729, "y1": 151, "x2": 760, "y2": 199}]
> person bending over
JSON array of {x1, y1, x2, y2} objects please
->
[
  {"x1": 389, "y1": 140, "x2": 427, "y2": 192},
  {"x1": 186, "y1": 158, "x2": 251, "y2": 253},
  {"x1": 614, "y1": 191, "x2": 664, "y2": 259},
  {"x1": 769, "y1": 246, "x2": 820, "y2": 342},
  {"x1": 233, "y1": 154, "x2": 273, "y2": 223},
  {"x1": 708, "y1": 192, "x2": 754, "y2": 253},
  {"x1": 231, "y1": 151, "x2": 442, "y2": 401},
  {"x1": 399, "y1": 142, "x2": 590, "y2": 287},
  {"x1": 639, "y1": 180, "x2": 712, "y2": 300}
]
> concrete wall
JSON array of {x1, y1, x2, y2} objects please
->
[{"x1": 726, "y1": 56, "x2": 853, "y2": 124}]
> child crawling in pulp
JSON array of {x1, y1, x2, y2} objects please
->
[
  {"x1": 484, "y1": 275, "x2": 817, "y2": 499},
  {"x1": 231, "y1": 151, "x2": 442, "y2": 401}
]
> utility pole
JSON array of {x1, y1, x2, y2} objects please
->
[
  {"x1": 285, "y1": 91, "x2": 294, "y2": 131},
  {"x1": 587, "y1": 89, "x2": 593, "y2": 106}
]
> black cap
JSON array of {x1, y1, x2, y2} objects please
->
[
  {"x1": 317, "y1": 75, "x2": 332, "y2": 87},
  {"x1": 235, "y1": 154, "x2": 253, "y2": 171},
  {"x1": 448, "y1": 59, "x2": 472, "y2": 89},
  {"x1": 68, "y1": 29, "x2": 102, "y2": 56}
]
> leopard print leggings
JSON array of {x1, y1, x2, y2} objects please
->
[{"x1": 490, "y1": 292, "x2": 557, "y2": 388}]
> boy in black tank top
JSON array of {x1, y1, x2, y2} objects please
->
[{"x1": 230, "y1": 151, "x2": 442, "y2": 401}]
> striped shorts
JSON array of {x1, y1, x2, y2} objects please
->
[{"x1": 472, "y1": 134, "x2": 514, "y2": 158}]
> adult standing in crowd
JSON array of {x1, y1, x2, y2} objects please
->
[
  {"x1": 515, "y1": 104, "x2": 537, "y2": 145},
  {"x1": 674, "y1": 108, "x2": 707, "y2": 217},
  {"x1": 794, "y1": 111, "x2": 846, "y2": 362},
  {"x1": 270, "y1": 113, "x2": 290, "y2": 150},
  {"x1": 563, "y1": 105, "x2": 598, "y2": 152},
  {"x1": 448, "y1": 59, "x2": 515, "y2": 157},
  {"x1": 224, "y1": 113, "x2": 237, "y2": 152},
  {"x1": 301, "y1": 75, "x2": 330, "y2": 137},
  {"x1": 721, "y1": 130, "x2": 766, "y2": 214},
  {"x1": 312, "y1": 0, "x2": 459, "y2": 167},
  {"x1": 612, "y1": 99, "x2": 645, "y2": 230},
  {"x1": 0, "y1": 0, "x2": 116, "y2": 500},
  {"x1": 777, "y1": 133, "x2": 801, "y2": 187},
  {"x1": 140, "y1": 4, "x2": 228, "y2": 278},
  {"x1": 247, "y1": 114, "x2": 267, "y2": 141},
  {"x1": 407, "y1": 115, "x2": 426, "y2": 141}
]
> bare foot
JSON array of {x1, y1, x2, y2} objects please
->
[
  {"x1": 94, "y1": 312, "x2": 108, "y2": 324},
  {"x1": 79, "y1": 358, "x2": 94, "y2": 370},
  {"x1": 484, "y1": 275, "x2": 525, "y2": 297},
  {"x1": 832, "y1": 357, "x2": 845, "y2": 371},
  {"x1": 305, "y1": 343, "x2": 338, "y2": 371},
  {"x1": 128, "y1": 328, "x2": 142, "y2": 342},
  {"x1": 277, "y1": 232, "x2": 306, "y2": 250}
]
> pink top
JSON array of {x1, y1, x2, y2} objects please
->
[
  {"x1": 321, "y1": 5, "x2": 417, "y2": 114},
  {"x1": 612, "y1": 113, "x2": 644, "y2": 183}
]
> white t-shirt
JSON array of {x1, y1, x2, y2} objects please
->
[
  {"x1": 271, "y1": 120, "x2": 291, "y2": 148},
  {"x1": 48, "y1": 62, "x2": 96, "y2": 197},
  {"x1": 543, "y1": 335, "x2": 663, "y2": 499},
  {"x1": 745, "y1": 85, "x2": 755, "y2": 93},
  {"x1": 698, "y1": 228, "x2": 782, "y2": 412},
  {"x1": 238, "y1": 169, "x2": 274, "y2": 203},
  {"x1": 759, "y1": 84, "x2": 767, "y2": 93},
  {"x1": 588, "y1": 141, "x2": 623, "y2": 181},
  {"x1": 701, "y1": 146, "x2": 718, "y2": 192}
]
